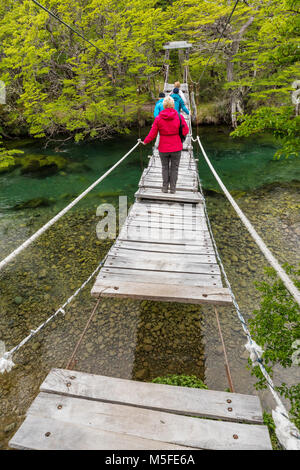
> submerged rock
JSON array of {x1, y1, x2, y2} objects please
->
[
  {"x1": 66, "y1": 162, "x2": 92, "y2": 174},
  {"x1": 19, "y1": 153, "x2": 68, "y2": 176},
  {"x1": 13, "y1": 198, "x2": 54, "y2": 210}
]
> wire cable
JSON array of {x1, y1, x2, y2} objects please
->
[
  {"x1": 30, "y1": 0, "x2": 108, "y2": 57},
  {"x1": 189, "y1": 0, "x2": 240, "y2": 85}
]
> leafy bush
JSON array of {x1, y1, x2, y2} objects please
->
[
  {"x1": 152, "y1": 374, "x2": 208, "y2": 389},
  {"x1": 248, "y1": 264, "x2": 300, "y2": 430}
]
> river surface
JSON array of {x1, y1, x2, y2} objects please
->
[{"x1": 0, "y1": 126, "x2": 299, "y2": 448}]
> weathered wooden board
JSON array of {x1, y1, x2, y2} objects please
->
[
  {"x1": 132, "y1": 203, "x2": 204, "y2": 216},
  {"x1": 147, "y1": 161, "x2": 196, "y2": 169},
  {"x1": 125, "y1": 220, "x2": 208, "y2": 234},
  {"x1": 118, "y1": 232, "x2": 213, "y2": 245},
  {"x1": 127, "y1": 217, "x2": 208, "y2": 231},
  {"x1": 135, "y1": 188, "x2": 203, "y2": 204},
  {"x1": 140, "y1": 172, "x2": 197, "y2": 180},
  {"x1": 92, "y1": 280, "x2": 231, "y2": 305},
  {"x1": 105, "y1": 252, "x2": 220, "y2": 276},
  {"x1": 131, "y1": 207, "x2": 204, "y2": 217},
  {"x1": 139, "y1": 181, "x2": 197, "y2": 192},
  {"x1": 114, "y1": 240, "x2": 215, "y2": 254},
  {"x1": 40, "y1": 369, "x2": 265, "y2": 425},
  {"x1": 135, "y1": 201, "x2": 199, "y2": 209},
  {"x1": 106, "y1": 248, "x2": 220, "y2": 268},
  {"x1": 96, "y1": 267, "x2": 222, "y2": 287},
  {"x1": 163, "y1": 41, "x2": 193, "y2": 49},
  {"x1": 109, "y1": 247, "x2": 217, "y2": 264},
  {"x1": 119, "y1": 230, "x2": 209, "y2": 244},
  {"x1": 16, "y1": 392, "x2": 271, "y2": 450},
  {"x1": 141, "y1": 171, "x2": 197, "y2": 181},
  {"x1": 9, "y1": 414, "x2": 191, "y2": 450}
]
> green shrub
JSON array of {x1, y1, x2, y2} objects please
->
[{"x1": 152, "y1": 374, "x2": 208, "y2": 389}]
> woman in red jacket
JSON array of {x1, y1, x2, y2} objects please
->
[{"x1": 142, "y1": 96, "x2": 189, "y2": 193}]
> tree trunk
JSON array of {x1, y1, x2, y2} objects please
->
[{"x1": 226, "y1": 16, "x2": 254, "y2": 128}]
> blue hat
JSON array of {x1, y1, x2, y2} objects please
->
[{"x1": 173, "y1": 88, "x2": 179, "y2": 94}]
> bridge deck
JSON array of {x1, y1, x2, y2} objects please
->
[
  {"x1": 9, "y1": 368, "x2": 272, "y2": 450},
  {"x1": 91, "y1": 83, "x2": 232, "y2": 305}
]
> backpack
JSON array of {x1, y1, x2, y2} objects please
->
[{"x1": 178, "y1": 114, "x2": 186, "y2": 143}]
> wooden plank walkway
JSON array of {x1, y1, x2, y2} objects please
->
[
  {"x1": 91, "y1": 82, "x2": 232, "y2": 305},
  {"x1": 9, "y1": 369, "x2": 272, "y2": 450}
]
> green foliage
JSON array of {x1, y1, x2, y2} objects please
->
[
  {"x1": 248, "y1": 264, "x2": 300, "y2": 430},
  {"x1": 152, "y1": 374, "x2": 208, "y2": 389},
  {"x1": 0, "y1": 0, "x2": 177, "y2": 141},
  {"x1": 263, "y1": 412, "x2": 282, "y2": 450},
  {"x1": 0, "y1": 0, "x2": 299, "y2": 152},
  {"x1": 231, "y1": 106, "x2": 300, "y2": 158},
  {"x1": 227, "y1": 0, "x2": 300, "y2": 157},
  {"x1": 0, "y1": 135, "x2": 23, "y2": 173}
]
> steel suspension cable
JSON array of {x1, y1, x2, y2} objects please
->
[
  {"x1": 188, "y1": 0, "x2": 240, "y2": 85},
  {"x1": 30, "y1": 0, "x2": 108, "y2": 57}
]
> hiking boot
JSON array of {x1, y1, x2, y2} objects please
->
[
  {"x1": 170, "y1": 188, "x2": 176, "y2": 194},
  {"x1": 162, "y1": 187, "x2": 168, "y2": 193}
]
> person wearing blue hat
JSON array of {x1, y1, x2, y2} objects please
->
[
  {"x1": 153, "y1": 92, "x2": 165, "y2": 118},
  {"x1": 170, "y1": 88, "x2": 189, "y2": 116}
]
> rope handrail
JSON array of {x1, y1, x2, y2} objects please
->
[
  {"x1": 0, "y1": 139, "x2": 142, "y2": 272},
  {"x1": 193, "y1": 135, "x2": 300, "y2": 308}
]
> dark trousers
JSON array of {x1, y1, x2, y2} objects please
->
[{"x1": 159, "y1": 151, "x2": 181, "y2": 191}]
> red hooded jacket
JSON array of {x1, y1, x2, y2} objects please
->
[{"x1": 143, "y1": 108, "x2": 189, "y2": 153}]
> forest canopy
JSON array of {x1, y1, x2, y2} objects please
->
[{"x1": 0, "y1": 0, "x2": 299, "y2": 156}]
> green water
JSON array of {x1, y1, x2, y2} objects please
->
[
  {"x1": 1, "y1": 126, "x2": 299, "y2": 216},
  {"x1": 0, "y1": 126, "x2": 299, "y2": 449}
]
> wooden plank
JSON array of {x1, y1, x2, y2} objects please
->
[
  {"x1": 130, "y1": 211, "x2": 205, "y2": 222},
  {"x1": 104, "y1": 254, "x2": 220, "y2": 276},
  {"x1": 114, "y1": 240, "x2": 215, "y2": 254},
  {"x1": 96, "y1": 267, "x2": 222, "y2": 287},
  {"x1": 118, "y1": 232, "x2": 213, "y2": 246},
  {"x1": 20, "y1": 392, "x2": 271, "y2": 450},
  {"x1": 135, "y1": 201, "x2": 200, "y2": 210},
  {"x1": 128, "y1": 212, "x2": 207, "y2": 224},
  {"x1": 9, "y1": 414, "x2": 192, "y2": 450},
  {"x1": 163, "y1": 41, "x2": 193, "y2": 49},
  {"x1": 131, "y1": 203, "x2": 202, "y2": 213},
  {"x1": 140, "y1": 175, "x2": 197, "y2": 184},
  {"x1": 130, "y1": 209, "x2": 204, "y2": 219},
  {"x1": 119, "y1": 226, "x2": 210, "y2": 243},
  {"x1": 139, "y1": 181, "x2": 197, "y2": 192},
  {"x1": 40, "y1": 369, "x2": 265, "y2": 424},
  {"x1": 132, "y1": 203, "x2": 204, "y2": 216},
  {"x1": 92, "y1": 280, "x2": 232, "y2": 305},
  {"x1": 147, "y1": 161, "x2": 196, "y2": 169},
  {"x1": 125, "y1": 219, "x2": 208, "y2": 232},
  {"x1": 109, "y1": 247, "x2": 217, "y2": 264},
  {"x1": 140, "y1": 172, "x2": 197, "y2": 181},
  {"x1": 122, "y1": 220, "x2": 207, "y2": 232},
  {"x1": 106, "y1": 250, "x2": 217, "y2": 268},
  {"x1": 140, "y1": 177, "x2": 197, "y2": 186},
  {"x1": 141, "y1": 170, "x2": 197, "y2": 179},
  {"x1": 135, "y1": 188, "x2": 203, "y2": 204}
]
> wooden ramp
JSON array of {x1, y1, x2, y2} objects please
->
[
  {"x1": 91, "y1": 82, "x2": 232, "y2": 305},
  {"x1": 9, "y1": 368, "x2": 272, "y2": 450}
]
